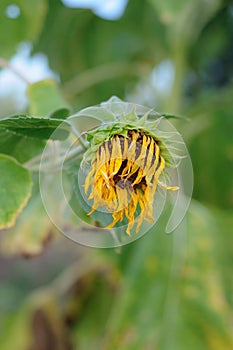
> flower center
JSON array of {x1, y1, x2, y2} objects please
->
[{"x1": 84, "y1": 129, "x2": 166, "y2": 234}]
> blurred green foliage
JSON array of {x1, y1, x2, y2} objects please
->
[{"x1": 0, "y1": 0, "x2": 232, "y2": 349}]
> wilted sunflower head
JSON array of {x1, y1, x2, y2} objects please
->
[{"x1": 82, "y1": 108, "x2": 179, "y2": 235}]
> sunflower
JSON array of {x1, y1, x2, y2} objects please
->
[{"x1": 84, "y1": 126, "x2": 178, "y2": 235}]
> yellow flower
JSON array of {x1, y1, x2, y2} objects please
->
[{"x1": 84, "y1": 130, "x2": 178, "y2": 235}]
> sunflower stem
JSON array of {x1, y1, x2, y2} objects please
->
[
  {"x1": 24, "y1": 144, "x2": 84, "y2": 172},
  {"x1": 68, "y1": 122, "x2": 89, "y2": 150}
]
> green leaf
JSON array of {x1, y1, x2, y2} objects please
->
[
  {"x1": 101, "y1": 202, "x2": 233, "y2": 350},
  {"x1": 101, "y1": 96, "x2": 131, "y2": 116},
  {"x1": 119, "y1": 108, "x2": 138, "y2": 123},
  {"x1": 27, "y1": 79, "x2": 70, "y2": 116},
  {"x1": 0, "y1": 304, "x2": 32, "y2": 350},
  {"x1": 159, "y1": 112, "x2": 189, "y2": 121},
  {"x1": 0, "y1": 128, "x2": 45, "y2": 163},
  {"x1": 49, "y1": 107, "x2": 70, "y2": 119},
  {"x1": 75, "y1": 106, "x2": 115, "y2": 123},
  {"x1": 0, "y1": 115, "x2": 70, "y2": 141},
  {"x1": 0, "y1": 115, "x2": 70, "y2": 163},
  {"x1": 1, "y1": 193, "x2": 54, "y2": 256},
  {"x1": 0, "y1": 154, "x2": 32, "y2": 230},
  {"x1": 0, "y1": 0, "x2": 47, "y2": 58}
]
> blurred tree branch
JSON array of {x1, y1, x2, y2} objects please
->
[{"x1": 62, "y1": 61, "x2": 151, "y2": 98}]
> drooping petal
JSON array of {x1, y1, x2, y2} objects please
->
[{"x1": 84, "y1": 129, "x2": 178, "y2": 235}]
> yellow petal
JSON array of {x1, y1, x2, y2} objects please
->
[
  {"x1": 132, "y1": 168, "x2": 144, "y2": 186},
  {"x1": 146, "y1": 143, "x2": 160, "y2": 181},
  {"x1": 144, "y1": 138, "x2": 155, "y2": 173},
  {"x1": 127, "y1": 139, "x2": 137, "y2": 162},
  {"x1": 122, "y1": 137, "x2": 128, "y2": 159},
  {"x1": 84, "y1": 161, "x2": 96, "y2": 193},
  {"x1": 158, "y1": 180, "x2": 179, "y2": 191},
  {"x1": 105, "y1": 210, "x2": 122, "y2": 229}
]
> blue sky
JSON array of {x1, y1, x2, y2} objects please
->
[{"x1": 62, "y1": 0, "x2": 128, "y2": 20}]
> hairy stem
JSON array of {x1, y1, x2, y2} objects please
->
[{"x1": 24, "y1": 144, "x2": 84, "y2": 172}]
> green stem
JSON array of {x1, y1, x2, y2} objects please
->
[
  {"x1": 24, "y1": 144, "x2": 84, "y2": 172},
  {"x1": 69, "y1": 123, "x2": 89, "y2": 150},
  {"x1": 167, "y1": 45, "x2": 186, "y2": 114}
]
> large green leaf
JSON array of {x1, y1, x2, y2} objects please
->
[
  {"x1": 0, "y1": 128, "x2": 45, "y2": 163},
  {"x1": 27, "y1": 79, "x2": 70, "y2": 116},
  {"x1": 101, "y1": 202, "x2": 233, "y2": 350},
  {"x1": 1, "y1": 174, "x2": 61, "y2": 257},
  {"x1": 37, "y1": 203, "x2": 229, "y2": 350},
  {"x1": 0, "y1": 154, "x2": 32, "y2": 230},
  {"x1": 1, "y1": 194, "x2": 54, "y2": 257},
  {"x1": 0, "y1": 115, "x2": 69, "y2": 140},
  {"x1": 0, "y1": 0, "x2": 47, "y2": 58},
  {"x1": 0, "y1": 116, "x2": 70, "y2": 163}
]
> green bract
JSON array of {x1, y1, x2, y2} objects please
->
[{"x1": 81, "y1": 101, "x2": 183, "y2": 168}]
